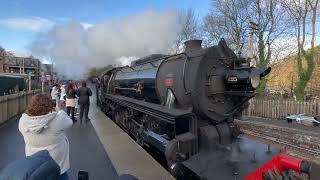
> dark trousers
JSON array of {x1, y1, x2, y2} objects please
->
[
  {"x1": 66, "y1": 107, "x2": 75, "y2": 121},
  {"x1": 52, "y1": 100, "x2": 56, "y2": 108},
  {"x1": 79, "y1": 104, "x2": 89, "y2": 124},
  {"x1": 60, "y1": 172, "x2": 69, "y2": 180}
]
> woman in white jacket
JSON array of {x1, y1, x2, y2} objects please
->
[
  {"x1": 19, "y1": 94, "x2": 73, "y2": 180},
  {"x1": 50, "y1": 84, "x2": 60, "y2": 108},
  {"x1": 60, "y1": 84, "x2": 67, "y2": 109}
]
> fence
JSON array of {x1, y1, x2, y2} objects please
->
[
  {"x1": 244, "y1": 98, "x2": 320, "y2": 119},
  {"x1": 0, "y1": 90, "x2": 41, "y2": 125}
]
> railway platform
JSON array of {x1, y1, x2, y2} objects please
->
[{"x1": 0, "y1": 100, "x2": 174, "y2": 180}]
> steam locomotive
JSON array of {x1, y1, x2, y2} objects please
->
[{"x1": 97, "y1": 39, "x2": 273, "y2": 179}]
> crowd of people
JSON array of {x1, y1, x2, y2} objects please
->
[{"x1": 51, "y1": 81, "x2": 92, "y2": 125}]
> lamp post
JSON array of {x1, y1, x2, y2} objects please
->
[
  {"x1": 19, "y1": 59, "x2": 22, "y2": 74},
  {"x1": 28, "y1": 72, "x2": 32, "y2": 92}
]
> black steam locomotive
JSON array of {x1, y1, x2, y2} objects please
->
[{"x1": 97, "y1": 39, "x2": 271, "y2": 179}]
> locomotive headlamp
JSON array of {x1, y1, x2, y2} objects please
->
[
  {"x1": 250, "y1": 76, "x2": 260, "y2": 89},
  {"x1": 227, "y1": 76, "x2": 238, "y2": 83}
]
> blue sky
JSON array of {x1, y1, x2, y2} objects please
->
[{"x1": 0, "y1": 0, "x2": 211, "y2": 56}]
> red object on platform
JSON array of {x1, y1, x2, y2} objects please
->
[{"x1": 245, "y1": 152, "x2": 304, "y2": 180}]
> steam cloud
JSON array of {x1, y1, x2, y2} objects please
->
[{"x1": 30, "y1": 9, "x2": 180, "y2": 79}]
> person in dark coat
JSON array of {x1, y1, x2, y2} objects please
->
[
  {"x1": 0, "y1": 150, "x2": 62, "y2": 180},
  {"x1": 77, "y1": 81, "x2": 92, "y2": 124},
  {"x1": 66, "y1": 83, "x2": 77, "y2": 123}
]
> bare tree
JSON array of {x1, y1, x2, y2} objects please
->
[
  {"x1": 0, "y1": 46, "x2": 15, "y2": 57},
  {"x1": 202, "y1": 13, "x2": 229, "y2": 47},
  {"x1": 0, "y1": 46, "x2": 7, "y2": 56},
  {"x1": 203, "y1": 0, "x2": 253, "y2": 51},
  {"x1": 250, "y1": 0, "x2": 291, "y2": 94},
  {"x1": 253, "y1": 0, "x2": 288, "y2": 67},
  {"x1": 282, "y1": 0, "x2": 309, "y2": 54},
  {"x1": 172, "y1": 8, "x2": 199, "y2": 54},
  {"x1": 282, "y1": 0, "x2": 316, "y2": 100},
  {"x1": 307, "y1": 0, "x2": 319, "y2": 49}
]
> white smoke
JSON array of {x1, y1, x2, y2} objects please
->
[
  {"x1": 116, "y1": 56, "x2": 138, "y2": 66},
  {"x1": 30, "y1": 9, "x2": 180, "y2": 79}
]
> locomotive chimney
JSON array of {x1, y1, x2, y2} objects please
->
[{"x1": 184, "y1": 39, "x2": 202, "y2": 51}]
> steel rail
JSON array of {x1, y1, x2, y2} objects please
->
[
  {"x1": 243, "y1": 130, "x2": 320, "y2": 156},
  {"x1": 235, "y1": 119, "x2": 320, "y2": 163}
]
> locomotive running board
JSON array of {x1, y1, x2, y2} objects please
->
[
  {"x1": 105, "y1": 94, "x2": 194, "y2": 124},
  {"x1": 105, "y1": 94, "x2": 199, "y2": 157}
]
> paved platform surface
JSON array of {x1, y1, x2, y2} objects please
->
[{"x1": 0, "y1": 116, "x2": 118, "y2": 180}]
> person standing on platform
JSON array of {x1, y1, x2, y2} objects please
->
[
  {"x1": 77, "y1": 81, "x2": 92, "y2": 124},
  {"x1": 66, "y1": 83, "x2": 77, "y2": 123},
  {"x1": 18, "y1": 94, "x2": 73, "y2": 180},
  {"x1": 50, "y1": 84, "x2": 60, "y2": 108},
  {"x1": 59, "y1": 84, "x2": 66, "y2": 110},
  {"x1": 72, "y1": 82, "x2": 80, "y2": 115}
]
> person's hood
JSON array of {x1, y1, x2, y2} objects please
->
[
  {"x1": 20, "y1": 112, "x2": 57, "y2": 134},
  {"x1": 51, "y1": 86, "x2": 59, "y2": 93}
]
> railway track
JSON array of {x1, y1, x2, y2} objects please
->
[{"x1": 234, "y1": 118, "x2": 320, "y2": 164}]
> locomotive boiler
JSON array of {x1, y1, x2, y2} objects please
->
[{"x1": 97, "y1": 39, "x2": 273, "y2": 179}]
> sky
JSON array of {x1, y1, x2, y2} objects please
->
[{"x1": 0, "y1": 0, "x2": 211, "y2": 57}]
